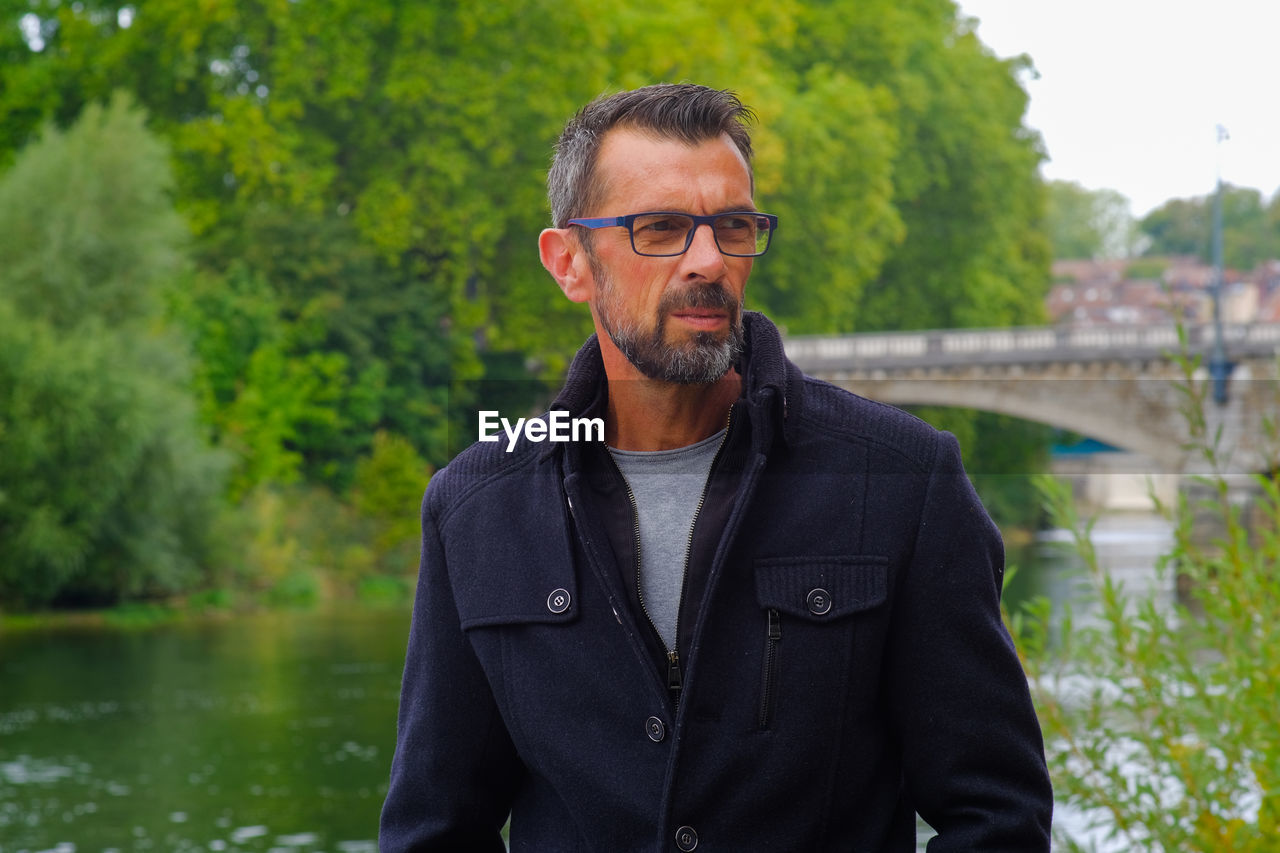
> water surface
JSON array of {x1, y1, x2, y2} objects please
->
[{"x1": 0, "y1": 607, "x2": 410, "y2": 853}]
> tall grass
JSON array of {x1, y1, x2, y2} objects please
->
[{"x1": 1013, "y1": 340, "x2": 1280, "y2": 850}]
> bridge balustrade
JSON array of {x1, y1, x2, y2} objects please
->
[{"x1": 785, "y1": 323, "x2": 1280, "y2": 372}]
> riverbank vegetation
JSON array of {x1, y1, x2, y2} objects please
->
[{"x1": 1013, "y1": 345, "x2": 1280, "y2": 849}]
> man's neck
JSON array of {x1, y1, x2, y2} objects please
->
[{"x1": 603, "y1": 367, "x2": 740, "y2": 452}]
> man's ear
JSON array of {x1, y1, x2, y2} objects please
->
[{"x1": 539, "y1": 228, "x2": 592, "y2": 303}]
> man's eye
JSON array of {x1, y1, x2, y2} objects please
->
[
  {"x1": 639, "y1": 217, "x2": 680, "y2": 233},
  {"x1": 717, "y1": 216, "x2": 752, "y2": 231}
]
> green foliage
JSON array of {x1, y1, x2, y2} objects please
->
[
  {"x1": 1045, "y1": 180, "x2": 1138, "y2": 260},
  {"x1": 356, "y1": 574, "x2": 414, "y2": 607},
  {"x1": 0, "y1": 94, "x2": 226, "y2": 608},
  {"x1": 1014, "y1": 347, "x2": 1280, "y2": 850},
  {"x1": 2, "y1": 0, "x2": 1049, "y2": 344},
  {"x1": 101, "y1": 601, "x2": 181, "y2": 629},
  {"x1": 832, "y1": 4, "x2": 1049, "y2": 334},
  {"x1": 187, "y1": 587, "x2": 236, "y2": 611},
  {"x1": 231, "y1": 479, "x2": 421, "y2": 599},
  {"x1": 267, "y1": 569, "x2": 322, "y2": 607},
  {"x1": 0, "y1": 91, "x2": 185, "y2": 328},
  {"x1": 1, "y1": 0, "x2": 1061, "y2": 606},
  {"x1": 1140, "y1": 185, "x2": 1280, "y2": 269},
  {"x1": 769, "y1": 3, "x2": 1053, "y2": 494},
  {"x1": 175, "y1": 205, "x2": 462, "y2": 492},
  {"x1": 969, "y1": 415, "x2": 1052, "y2": 531},
  {"x1": 351, "y1": 430, "x2": 431, "y2": 558},
  {"x1": 1124, "y1": 257, "x2": 1169, "y2": 280}
]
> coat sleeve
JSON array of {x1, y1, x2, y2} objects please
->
[
  {"x1": 379, "y1": 490, "x2": 523, "y2": 852},
  {"x1": 887, "y1": 431, "x2": 1053, "y2": 850}
]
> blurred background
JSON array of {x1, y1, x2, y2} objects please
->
[{"x1": 2, "y1": 1, "x2": 1278, "y2": 850}]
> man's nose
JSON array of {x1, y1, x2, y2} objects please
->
[{"x1": 682, "y1": 222, "x2": 728, "y2": 278}]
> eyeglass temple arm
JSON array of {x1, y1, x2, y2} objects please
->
[{"x1": 566, "y1": 216, "x2": 627, "y2": 228}]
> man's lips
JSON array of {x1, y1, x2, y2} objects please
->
[{"x1": 670, "y1": 310, "x2": 729, "y2": 330}]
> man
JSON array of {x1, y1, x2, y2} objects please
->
[{"x1": 380, "y1": 83, "x2": 1052, "y2": 851}]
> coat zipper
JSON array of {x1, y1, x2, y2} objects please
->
[
  {"x1": 609, "y1": 405, "x2": 735, "y2": 708},
  {"x1": 759, "y1": 608, "x2": 781, "y2": 729}
]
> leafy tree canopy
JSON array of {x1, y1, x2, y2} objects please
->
[
  {"x1": 0, "y1": 0, "x2": 1055, "y2": 538},
  {"x1": 1, "y1": 0, "x2": 1049, "y2": 341},
  {"x1": 0, "y1": 94, "x2": 226, "y2": 607},
  {"x1": 1140, "y1": 185, "x2": 1280, "y2": 270},
  {"x1": 1045, "y1": 180, "x2": 1139, "y2": 260}
]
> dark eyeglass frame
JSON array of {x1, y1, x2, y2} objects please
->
[{"x1": 567, "y1": 211, "x2": 779, "y2": 257}]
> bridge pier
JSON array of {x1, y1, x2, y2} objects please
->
[{"x1": 1049, "y1": 451, "x2": 1178, "y2": 513}]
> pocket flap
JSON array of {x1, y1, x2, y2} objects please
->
[
  {"x1": 454, "y1": 581, "x2": 578, "y2": 631},
  {"x1": 441, "y1": 474, "x2": 579, "y2": 631},
  {"x1": 754, "y1": 556, "x2": 888, "y2": 620}
]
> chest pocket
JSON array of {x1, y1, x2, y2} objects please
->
[
  {"x1": 754, "y1": 555, "x2": 888, "y2": 619},
  {"x1": 752, "y1": 556, "x2": 889, "y2": 731}
]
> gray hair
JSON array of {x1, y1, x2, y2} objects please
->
[{"x1": 546, "y1": 84, "x2": 756, "y2": 228}]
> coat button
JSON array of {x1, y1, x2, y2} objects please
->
[
  {"x1": 674, "y1": 825, "x2": 698, "y2": 851},
  {"x1": 806, "y1": 587, "x2": 832, "y2": 615},
  {"x1": 546, "y1": 588, "x2": 571, "y2": 614},
  {"x1": 645, "y1": 716, "x2": 666, "y2": 742}
]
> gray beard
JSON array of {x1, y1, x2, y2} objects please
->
[{"x1": 597, "y1": 280, "x2": 744, "y2": 385}]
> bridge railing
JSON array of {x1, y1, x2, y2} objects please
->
[{"x1": 783, "y1": 323, "x2": 1280, "y2": 371}]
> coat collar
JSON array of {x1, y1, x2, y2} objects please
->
[{"x1": 548, "y1": 311, "x2": 803, "y2": 455}]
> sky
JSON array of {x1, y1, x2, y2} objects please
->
[{"x1": 954, "y1": 0, "x2": 1280, "y2": 217}]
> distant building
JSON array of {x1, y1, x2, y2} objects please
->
[{"x1": 1047, "y1": 256, "x2": 1279, "y2": 327}]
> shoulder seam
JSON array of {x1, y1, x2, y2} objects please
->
[
  {"x1": 797, "y1": 378, "x2": 938, "y2": 473},
  {"x1": 430, "y1": 447, "x2": 547, "y2": 530}
]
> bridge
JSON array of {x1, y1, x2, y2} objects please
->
[{"x1": 782, "y1": 323, "x2": 1280, "y2": 475}]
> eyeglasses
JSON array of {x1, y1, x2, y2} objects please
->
[{"x1": 567, "y1": 211, "x2": 779, "y2": 257}]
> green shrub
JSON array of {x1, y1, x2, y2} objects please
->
[
  {"x1": 1014, "y1": 347, "x2": 1280, "y2": 850},
  {"x1": 267, "y1": 569, "x2": 322, "y2": 607},
  {"x1": 356, "y1": 575, "x2": 413, "y2": 606},
  {"x1": 0, "y1": 95, "x2": 227, "y2": 608},
  {"x1": 187, "y1": 588, "x2": 236, "y2": 611},
  {"x1": 102, "y1": 602, "x2": 180, "y2": 629},
  {"x1": 219, "y1": 480, "x2": 421, "y2": 605}
]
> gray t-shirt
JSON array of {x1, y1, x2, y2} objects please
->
[{"x1": 608, "y1": 428, "x2": 725, "y2": 652}]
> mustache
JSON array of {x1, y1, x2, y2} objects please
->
[{"x1": 657, "y1": 282, "x2": 740, "y2": 315}]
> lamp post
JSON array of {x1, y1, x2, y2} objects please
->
[{"x1": 1209, "y1": 124, "x2": 1231, "y2": 406}]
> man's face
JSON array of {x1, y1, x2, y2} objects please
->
[{"x1": 581, "y1": 129, "x2": 756, "y2": 384}]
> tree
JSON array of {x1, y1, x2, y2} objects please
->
[
  {"x1": 175, "y1": 207, "x2": 463, "y2": 492},
  {"x1": 764, "y1": 1, "x2": 1054, "y2": 524},
  {"x1": 1140, "y1": 186, "x2": 1280, "y2": 269},
  {"x1": 1, "y1": 0, "x2": 1053, "y2": 342},
  {"x1": 0, "y1": 94, "x2": 226, "y2": 607},
  {"x1": 1045, "y1": 180, "x2": 1138, "y2": 260},
  {"x1": 803, "y1": 0, "x2": 1051, "y2": 334},
  {"x1": 0, "y1": 0, "x2": 1060, "y2": 535}
]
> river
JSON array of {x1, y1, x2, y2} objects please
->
[
  {"x1": 1, "y1": 607, "x2": 407, "y2": 853},
  {"x1": 2, "y1": 511, "x2": 1175, "y2": 852}
]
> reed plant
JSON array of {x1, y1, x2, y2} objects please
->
[{"x1": 1013, "y1": 339, "x2": 1280, "y2": 851}]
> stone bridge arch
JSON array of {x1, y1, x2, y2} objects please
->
[{"x1": 783, "y1": 324, "x2": 1280, "y2": 475}]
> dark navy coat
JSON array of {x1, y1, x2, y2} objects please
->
[{"x1": 380, "y1": 312, "x2": 1052, "y2": 851}]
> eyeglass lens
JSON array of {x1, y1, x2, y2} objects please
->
[{"x1": 630, "y1": 213, "x2": 772, "y2": 257}]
